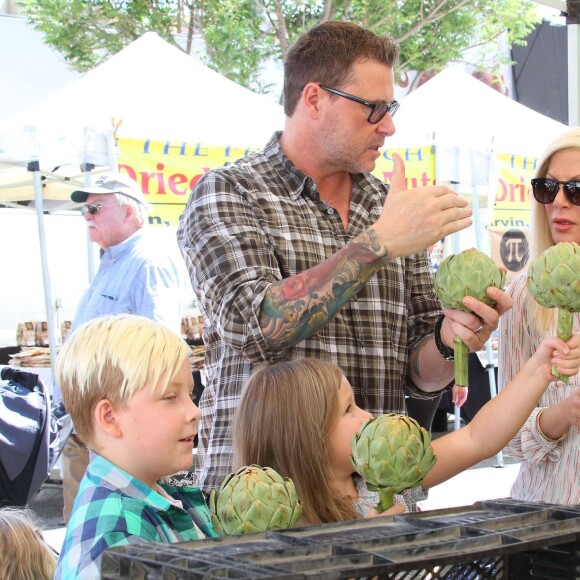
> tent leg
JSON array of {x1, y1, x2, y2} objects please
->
[
  {"x1": 568, "y1": 22, "x2": 579, "y2": 125},
  {"x1": 81, "y1": 163, "x2": 96, "y2": 282},
  {"x1": 473, "y1": 184, "x2": 503, "y2": 467},
  {"x1": 29, "y1": 161, "x2": 59, "y2": 381}
]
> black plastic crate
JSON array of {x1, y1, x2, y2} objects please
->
[{"x1": 101, "y1": 499, "x2": 580, "y2": 579}]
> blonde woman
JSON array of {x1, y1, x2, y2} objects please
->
[
  {"x1": 0, "y1": 507, "x2": 56, "y2": 580},
  {"x1": 498, "y1": 127, "x2": 580, "y2": 503}
]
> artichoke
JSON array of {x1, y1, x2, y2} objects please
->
[
  {"x1": 350, "y1": 414, "x2": 437, "y2": 512},
  {"x1": 209, "y1": 465, "x2": 302, "y2": 535},
  {"x1": 434, "y1": 248, "x2": 506, "y2": 387},
  {"x1": 527, "y1": 242, "x2": 580, "y2": 382}
]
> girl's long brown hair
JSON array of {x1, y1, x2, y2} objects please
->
[
  {"x1": 233, "y1": 359, "x2": 361, "y2": 524},
  {"x1": 0, "y1": 507, "x2": 56, "y2": 580}
]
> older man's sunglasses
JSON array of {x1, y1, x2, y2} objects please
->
[
  {"x1": 81, "y1": 203, "x2": 119, "y2": 215},
  {"x1": 319, "y1": 85, "x2": 400, "y2": 124},
  {"x1": 531, "y1": 178, "x2": 580, "y2": 206}
]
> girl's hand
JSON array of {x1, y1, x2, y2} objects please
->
[
  {"x1": 367, "y1": 503, "x2": 406, "y2": 518},
  {"x1": 535, "y1": 335, "x2": 580, "y2": 382},
  {"x1": 452, "y1": 384, "x2": 468, "y2": 408},
  {"x1": 552, "y1": 335, "x2": 580, "y2": 381}
]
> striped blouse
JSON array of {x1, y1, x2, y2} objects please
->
[{"x1": 498, "y1": 272, "x2": 580, "y2": 504}]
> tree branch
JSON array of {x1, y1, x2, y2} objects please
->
[{"x1": 377, "y1": 0, "x2": 472, "y2": 43}]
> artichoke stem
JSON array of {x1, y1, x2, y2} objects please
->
[
  {"x1": 377, "y1": 490, "x2": 395, "y2": 512},
  {"x1": 553, "y1": 308, "x2": 573, "y2": 383},
  {"x1": 454, "y1": 337, "x2": 469, "y2": 387}
]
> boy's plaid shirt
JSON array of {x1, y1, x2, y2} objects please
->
[{"x1": 55, "y1": 454, "x2": 216, "y2": 579}]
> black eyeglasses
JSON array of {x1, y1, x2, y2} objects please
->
[
  {"x1": 531, "y1": 178, "x2": 580, "y2": 206},
  {"x1": 81, "y1": 203, "x2": 118, "y2": 215},
  {"x1": 319, "y1": 85, "x2": 400, "y2": 124}
]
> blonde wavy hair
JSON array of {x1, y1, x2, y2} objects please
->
[
  {"x1": 527, "y1": 127, "x2": 580, "y2": 332},
  {"x1": 233, "y1": 359, "x2": 361, "y2": 524},
  {"x1": 56, "y1": 314, "x2": 190, "y2": 446},
  {"x1": 0, "y1": 507, "x2": 56, "y2": 580}
]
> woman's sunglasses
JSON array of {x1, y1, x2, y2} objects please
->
[{"x1": 531, "y1": 178, "x2": 580, "y2": 206}]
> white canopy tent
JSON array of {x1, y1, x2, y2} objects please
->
[
  {"x1": 0, "y1": 31, "x2": 285, "y2": 369},
  {"x1": 387, "y1": 66, "x2": 567, "y2": 155},
  {"x1": 385, "y1": 66, "x2": 567, "y2": 265},
  {"x1": 386, "y1": 66, "x2": 568, "y2": 258},
  {"x1": 0, "y1": 31, "x2": 285, "y2": 207},
  {"x1": 2, "y1": 31, "x2": 284, "y2": 155}
]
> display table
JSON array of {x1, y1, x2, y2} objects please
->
[{"x1": 101, "y1": 499, "x2": 580, "y2": 578}]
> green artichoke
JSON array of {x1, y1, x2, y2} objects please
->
[
  {"x1": 350, "y1": 414, "x2": 437, "y2": 512},
  {"x1": 434, "y1": 248, "x2": 506, "y2": 387},
  {"x1": 527, "y1": 241, "x2": 580, "y2": 382},
  {"x1": 209, "y1": 465, "x2": 302, "y2": 535}
]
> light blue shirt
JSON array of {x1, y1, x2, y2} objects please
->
[
  {"x1": 70, "y1": 228, "x2": 186, "y2": 333},
  {"x1": 53, "y1": 228, "x2": 188, "y2": 401}
]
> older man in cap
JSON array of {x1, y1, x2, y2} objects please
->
[{"x1": 59, "y1": 172, "x2": 189, "y2": 522}]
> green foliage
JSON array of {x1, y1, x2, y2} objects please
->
[
  {"x1": 18, "y1": 0, "x2": 539, "y2": 93},
  {"x1": 19, "y1": 0, "x2": 181, "y2": 72}
]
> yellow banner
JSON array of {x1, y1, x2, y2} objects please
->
[
  {"x1": 119, "y1": 137, "x2": 542, "y2": 281},
  {"x1": 117, "y1": 137, "x2": 261, "y2": 226},
  {"x1": 117, "y1": 137, "x2": 436, "y2": 227},
  {"x1": 491, "y1": 153, "x2": 538, "y2": 231},
  {"x1": 372, "y1": 146, "x2": 437, "y2": 188},
  {"x1": 489, "y1": 153, "x2": 538, "y2": 283}
]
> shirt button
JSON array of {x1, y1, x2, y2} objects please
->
[{"x1": 327, "y1": 208, "x2": 334, "y2": 215}]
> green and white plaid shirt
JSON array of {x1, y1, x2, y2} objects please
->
[
  {"x1": 55, "y1": 455, "x2": 216, "y2": 579},
  {"x1": 177, "y1": 132, "x2": 442, "y2": 493}
]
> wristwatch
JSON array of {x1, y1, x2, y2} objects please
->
[{"x1": 434, "y1": 314, "x2": 454, "y2": 361}]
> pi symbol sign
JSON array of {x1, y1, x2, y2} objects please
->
[{"x1": 500, "y1": 229, "x2": 529, "y2": 272}]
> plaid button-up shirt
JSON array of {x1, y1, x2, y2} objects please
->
[
  {"x1": 177, "y1": 133, "x2": 442, "y2": 492},
  {"x1": 55, "y1": 455, "x2": 216, "y2": 579}
]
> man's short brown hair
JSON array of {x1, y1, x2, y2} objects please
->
[{"x1": 283, "y1": 21, "x2": 399, "y2": 116}]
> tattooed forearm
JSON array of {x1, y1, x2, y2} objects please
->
[
  {"x1": 367, "y1": 227, "x2": 390, "y2": 264},
  {"x1": 259, "y1": 229, "x2": 390, "y2": 348}
]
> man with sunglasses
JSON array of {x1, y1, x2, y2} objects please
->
[
  {"x1": 58, "y1": 172, "x2": 189, "y2": 523},
  {"x1": 177, "y1": 21, "x2": 513, "y2": 493}
]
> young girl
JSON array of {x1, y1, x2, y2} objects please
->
[
  {"x1": 0, "y1": 506, "x2": 56, "y2": 580},
  {"x1": 233, "y1": 333, "x2": 580, "y2": 525}
]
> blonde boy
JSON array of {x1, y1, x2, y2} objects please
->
[{"x1": 55, "y1": 315, "x2": 216, "y2": 579}]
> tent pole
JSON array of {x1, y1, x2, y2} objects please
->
[
  {"x1": 29, "y1": 161, "x2": 58, "y2": 379},
  {"x1": 567, "y1": 20, "x2": 579, "y2": 125},
  {"x1": 468, "y1": 148, "x2": 504, "y2": 466},
  {"x1": 472, "y1": 177, "x2": 504, "y2": 468},
  {"x1": 81, "y1": 163, "x2": 96, "y2": 282}
]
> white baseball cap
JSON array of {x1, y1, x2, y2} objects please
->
[{"x1": 71, "y1": 173, "x2": 149, "y2": 208}]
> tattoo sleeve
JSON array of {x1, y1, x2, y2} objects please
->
[{"x1": 259, "y1": 228, "x2": 390, "y2": 348}]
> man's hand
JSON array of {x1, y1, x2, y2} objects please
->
[
  {"x1": 371, "y1": 154, "x2": 472, "y2": 258},
  {"x1": 440, "y1": 286, "x2": 513, "y2": 352}
]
